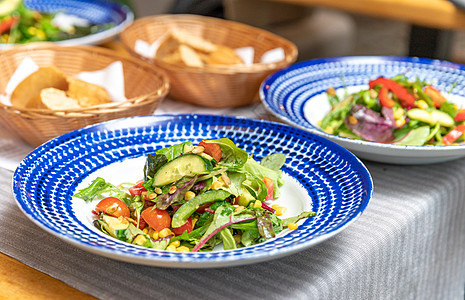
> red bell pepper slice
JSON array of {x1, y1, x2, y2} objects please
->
[
  {"x1": 369, "y1": 77, "x2": 415, "y2": 108},
  {"x1": 0, "y1": 16, "x2": 19, "y2": 35},
  {"x1": 378, "y1": 86, "x2": 395, "y2": 108},
  {"x1": 424, "y1": 86, "x2": 446, "y2": 108},
  {"x1": 454, "y1": 109, "x2": 465, "y2": 122},
  {"x1": 442, "y1": 124, "x2": 465, "y2": 146}
]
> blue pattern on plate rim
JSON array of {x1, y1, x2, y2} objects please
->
[
  {"x1": 13, "y1": 114, "x2": 372, "y2": 268},
  {"x1": 260, "y1": 56, "x2": 465, "y2": 150}
]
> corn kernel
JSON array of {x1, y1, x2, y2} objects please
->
[
  {"x1": 393, "y1": 108, "x2": 404, "y2": 120},
  {"x1": 348, "y1": 116, "x2": 358, "y2": 125},
  {"x1": 166, "y1": 245, "x2": 177, "y2": 251},
  {"x1": 152, "y1": 231, "x2": 159, "y2": 240},
  {"x1": 324, "y1": 126, "x2": 334, "y2": 134},
  {"x1": 271, "y1": 204, "x2": 280, "y2": 210},
  {"x1": 275, "y1": 206, "x2": 287, "y2": 216},
  {"x1": 170, "y1": 240, "x2": 181, "y2": 248},
  {"x1": 210, "y1": 180, "x2": 224, "y2": 190},
  {"x1": 288, "y1": 223, "x2": 298, "y2": 230},
  {"x1": 176, "y1": 246, "x2": 190, "y2": 253},
  {"x1": 253, "y1": 200, "x2": 262, "y2": 208},
  {"x1": 142, "y1": 228, "x2": 149, "y2": 234},
  {"x1": 184, "y1": 191, "x2": 196, "y2": 201},
  {"x1": 159, "y1": 228, "x2": 174, "y2": 238},
  {"x1": 154, "y1": 187, "x2": 163, "y2": 194},
  {"x1": 36, "y1": 29, "x2": 46, "y2": 40},
  {"x1": 27, "y1": 27, "x2": 37, "y2": 35},
  {"x1": 395, "y1": 118, "x2": 406, "y2": 127},
  {"x1": 133, "y1": 235, "x2": 147, "y2": 245},
  {"x1": 417, "y1": 100, "x2": 428, "y2": 110}
]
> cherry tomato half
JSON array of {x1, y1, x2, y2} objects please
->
[
  {"x1": 95, "y1": 197, "x2": 130, "y2": 218},
  {"x1": 141, "y1": 206, "x2": 171, "y2": 232},
  {"x1": 263, "y1": 176, "x2": 274, "y2": 200},
  {"x1": 128, "y1": 182, "x2": 147, "y2": 197},
  {"x1": 199, "y1": 140, "x2": 222, "y2": 162},
  {"x1": 172, "y1": 217, "x2": 193, "y2": 236}
]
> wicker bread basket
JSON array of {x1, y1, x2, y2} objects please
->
[
  {"x1": 0, "y1": 43, "x2": 169, "y2": 147},
  {"x1": 120, "y1": 14, "x2": 297, "y2": 108}
]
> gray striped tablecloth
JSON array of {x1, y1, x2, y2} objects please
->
[{"x1": 1, "y1": 158, "x2": 464, "y2": 300}]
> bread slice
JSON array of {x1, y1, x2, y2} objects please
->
[
  {"x1": 66, "y1": 77, "x2": 111, "y2": 107},
  {"x1": 11, "y1": 67, "x2": 68, "y2": 109},
  {"x1": 40, "y1": 88, "x2": 81, "y2": 110}
]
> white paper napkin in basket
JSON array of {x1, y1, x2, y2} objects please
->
[
  {"x1": 134, "y1": 39, "x2": 285, "y2": 65},
  {"x1": 1, "y1": 57, "x2": 127, "y2": 105}
]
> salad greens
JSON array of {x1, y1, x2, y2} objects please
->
[
  {"x1": 74, "y1": 138, "x2": 316, "y2": 253},
  {"x1": 0, "y1": 0, "x2": 114, "y2": 44},
  {"x1": 320, "y1": 75, "x2": 465, "y2": 146}
]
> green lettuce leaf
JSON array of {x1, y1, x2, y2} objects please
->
[
  {"x1": 155, "y1": 141, "x2": 193, "y2": 161},
  {"x1": 73, "y1": 177, "x2": 129, "y2": 202},
  {"x1": 241, "y1": 157, "x2": 283, "y2": 199}
]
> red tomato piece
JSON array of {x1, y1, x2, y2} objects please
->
[
  {"x1": 95, "y1": 197, "x2": 130, "y2": 218},
  {"x1": 199, "y1": 140, "x2": 222, "y2": 162},
  {"x1": 424, "y1": 86, "x2": 446, "y2": 108},
  {"x1": 172, "y1": 217, "x2": 193, "y2": 236},
  {"x1": 263, "y1": 176, "x2": 274, "y2": 200},
  {"x1": 454, "y1": 109, "x2": 465, "y2": 122},
  {"x1": 0, "y1": 16, "x2": 18, "y2": 35},
  {"x1": 141, "y1": 206, "x2": 171, "y2": 232},
  {"x1": 128, "y1": 182, "x2": 147, "y2": 196}
]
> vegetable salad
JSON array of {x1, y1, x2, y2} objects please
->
[
  {"x1": 320, "y1": 75, "x2": 465, "y2": 146},
  {"x1": 74, "y1": 139, "x2": 316, "y2": 253},
  {"x1": 0, "y1": 0, "x2": 114, "y2": 44}
]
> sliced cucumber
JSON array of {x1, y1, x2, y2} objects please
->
[
  {"x1": 407, "y1": 109, "x2": 454, "y2": 127},
  {"x1": 393, "y1": 126, "x2": 430, "y2": 146},
  {"x1": 236, "y1": 186, "x2": 256, "y2": 207},
  {"x1": 152, "y1": 154, "x2": 212, "y2": 187},
  {"x1": 171, "y1": 189, "x2": 231, "y2": 228},
  {"x1": 100, "y1": 214, "x2": 130, "y2": 240},
  {"x1": 0, "y1": 0, "x2": 21, "y2": 17}
]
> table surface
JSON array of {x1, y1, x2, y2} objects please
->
[
  {"x1": 270, "y1": 0, "x2": 465, "y2": 30},
  {"x1": 1, "y1": 97, "x2": 465, "y2": 299},
  {"x1": 2, "y1": 27, "x2": 465, "y2": 297}
]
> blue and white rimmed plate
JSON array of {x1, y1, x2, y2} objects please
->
[
  {"x1": 260, "y1": 56, "x2": 465, "y2": 164},
  {"x1": 1, "y1": 0, "x2": 133, "y2": 48},
  {"x1": 13, "y1": 114, "x2": 372, "y2": 268}
]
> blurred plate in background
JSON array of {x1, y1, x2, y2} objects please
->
[
  {"x1": 260, "y1": 56, "x2": 465, "y2": 164},
  {"x1": 1, "y1": 0, "x2": 133, "y2": 48}
]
